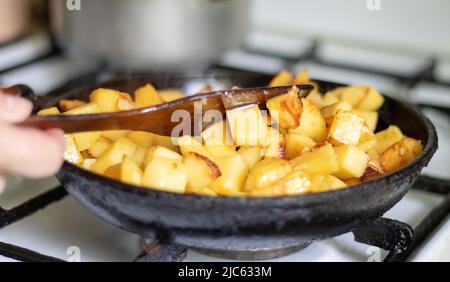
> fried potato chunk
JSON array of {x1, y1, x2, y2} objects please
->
[
  {"x1": 289, "y1": 99, "x2": 327, "y2": 142},
  {"x1": 266, "y1": 86, "x2": 302, "y2": 129},
  {"x1": 327, "y1": 110, "x2": 365, "y2": 146},
  {"x1": 244, "y1": 158, "x2": 292, "y2": 192}
]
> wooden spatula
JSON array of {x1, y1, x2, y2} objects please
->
[{"x1": 2, "y1": 84, "x2": 313, "y2": 136}]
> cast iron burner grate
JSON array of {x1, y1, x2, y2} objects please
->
[{"x1": 0, "y1": 176, "x2": 449, "y2": 262}]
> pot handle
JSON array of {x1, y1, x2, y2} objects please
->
[{"x1": 0, "y1": 84, "x2": 41, "y2": 113}]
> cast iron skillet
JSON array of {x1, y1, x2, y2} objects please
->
[{"x1": 23, "y1": 69, "x2": 438, "y2": 253}]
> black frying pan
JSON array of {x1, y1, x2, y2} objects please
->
[{"x1": 20, "y1": 69, "x2": 438, "y2": 256}]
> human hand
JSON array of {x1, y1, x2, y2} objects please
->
[{"x1": 0, "y1": 91, "x2": 65, "y2": 194}]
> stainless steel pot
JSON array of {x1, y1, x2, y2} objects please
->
[{"x1": 51, "y1": 0, "x2": 249, "y2": 70}]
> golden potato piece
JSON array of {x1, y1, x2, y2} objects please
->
[
  {"x1": 202, "y1": 121, "x2": 233, "y2": 145},
  {"x1": 266, "y1": 86, "x2": 302, "y2": 129},
  {"x1": 209, "y1": 154, "x2": 248, "y2": 195},
  {"x1": 293, "y1": 69, "x2": 310, "y2": 84},
  {"x1": 135, "y1": 84, "x2": 165, "y2": 108},
  {"x1": 37, "y1": 107, "x2": 60, "y2": 116},
  {"x1": 142, "y1": 145, "x2": 183, "y2": 168},
  {"x1": 142, "y1": 157, "x2": 187, "y2": 193},
  {"x1": 65, "y1": 103, "x2": 101, "y2": 115},
  {"x1": 366, "y1": 149, "x2": 384, "y2": 173},
  {"x1": 159, "y1": 89, "x2": 185, "y2": 102},
  {"x1": 183, "y1": 152, "x2": 221, "y2": 190},
  {"x1": 59, "y1": 99, "x2": 87, "y2": 112},
  {"x1": 321, "y1": 101, "x2": 353, "y2": 127},
  {"x1": 204, "y1": 139, "x2": 237, "y2": 157},
  {"x1": 289, "y1": 98, "x2": 327, "y2": 142},
  {"x1": 305, "y1": 89, "x2": 324, "y2": 109},
  {"x1": 117, "y1": 97, "x2": 135, "y2": 111},
  {"x1": 285, "y1": 134, "x2": 316, "y2": 160},
  {"x1": 273, "y1": 170, "x2": 312, "y2": 195},
  {"x1": 104, "y1": 163, "x2": 121, "y2": 180},
  {"x1": 79, "y1": 158, "x2": 97, "y2": 170},
  {"x1": 186, "y1": 186, "x2": 218, "y2": 196},
  {"x1": 64, "y1": 135, "x2": 83, "y2": 165},
  {"x1": 120, "y1": 157, "x2": 143, "y2": 186},
  {"x1": 357, "y1": 126, "x2": 377, "y2": 153},
  {"x1": 126, "y1": 131, "x2": 154, "y2": 148},
  {"x1": 339, "y1": 86, "x2": 368, "y2": 106},
  {"x1": 399, "y1": 137, "x2": 423, "y2": 164},
  {"x1": 117, "y1": 92, "x2": 135, "y2": 111},
  {"x1": 91, "y1": 137, "x2": 137, "y2": 174},
  {"x1": 327, "y1": 110, "x2": 365, "y2": 146},
  {"x1": 263, "y1": 128, "x2": 287, "y2": 159},
  {"x1": 344, "y1": 178, "x2": 362, "y2": 186},
  {"x1": 379, "y1": 143, "x2": 403, "y2": 173},
  {"x1": 269, "y1": 70, "x2": 294, "y2": 87},
  {"x1": 102, "y1": 130, "x2": 128, "y2": 142},
  {"x1": 132, "y1": 146, "x2": 147, "y2": 168},
  {"x1": 90, "y1": 88, "x2": 122, "y2": 112},
  {"x1": 322, "y1": 91, "x2": 340, "y2": 107},
  {"x1": 227, "y1": 104, "x2": 268, "y2": 146},
  {"x1": 119, "y1": 92, "x2": 133, "y2": 101},
  {"x1": 244, "y1": 158, "x2": 292, "y2": 192},
  {"x1": 357, "y1": 86, "x2": 384, "y2": 111},
  {"x1": 88, "y1": 137, "x2": 112, "y2": 158},
  {"x1": 311, "y1": 174, "x2": 347, "y2": 192},
  {"x1": 202, "y1": 121, "x2": 236, "y2": 157},
  {"x1": 238, "y1": 147, "x2": 263, "y2": 170},
  {"x1": 250, "y1": 170, "x2": 312, "y2": 196},
  {"x1": 290, "y1": 144, "x2": 339, "y2": 175},
  {"x1": 333, "y1": 145, "x2": 369, "y2": 180},
  {"x1": 72, "y1": 132, "x2": 102, "y2": 151},
  {"x1": 375, "y1": 125, "x2": 403, "y2": 154},
  {"x1": 352, "y1": 109, "x2": 378, "y2": 132},
  {"x1": 152, "y1": 134, "x2": 179, "y2": 153},
  {"x1": 178, "y1": 135, "x2": 214, "y2": 160}
]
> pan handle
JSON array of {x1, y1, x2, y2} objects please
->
[{"x1": 413, "y1": 175, "x2": 450, "y2": 195}]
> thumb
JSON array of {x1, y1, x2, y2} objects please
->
[{"x1": 0, "y1": 92, "x2": 33, "y2": 123}]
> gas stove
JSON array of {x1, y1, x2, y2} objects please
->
[{"x1": 0, "y1": 29, "x2": 449, "y2": 262}]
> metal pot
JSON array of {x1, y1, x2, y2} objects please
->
[{"x1": 50, "y1": 0, "x2": 249, "y2": 70}]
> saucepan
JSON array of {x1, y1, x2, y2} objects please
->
[
  {"x1": 50, "y1": 0, "x2": 250, "y2": 70},
  {"x1": 13, "y1": 68, "x2": 438, "y2": 259}
]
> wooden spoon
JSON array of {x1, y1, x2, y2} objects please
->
[{"x1": 2, "y1": 84, "x2": 313, "y2": 136}]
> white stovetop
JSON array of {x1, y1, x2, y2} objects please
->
[{"x1": 0, "y1": 32, "x2": 449, "y2": 262}]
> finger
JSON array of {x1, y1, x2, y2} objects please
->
[
  {"x1": 0, "y1": 173, "x2": 5, "y2": 194},
  {"x1": 0, "y1": 92, "x2": 33, "y2": 123},
  {"x1": 45, "y1": 128, "x2": 66, "y2": 149},
  {"x1": 0, "y1": 124, "x2": 65, "y2": 178}
]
